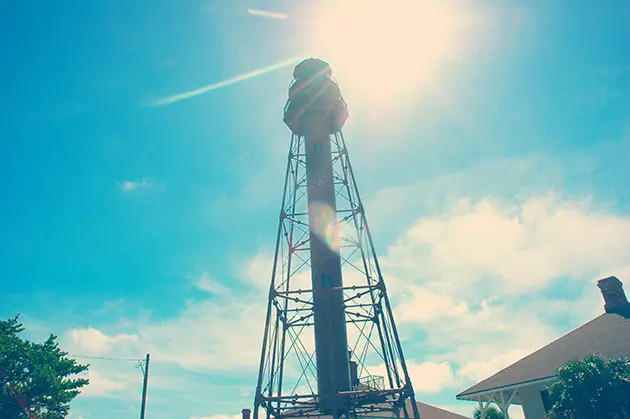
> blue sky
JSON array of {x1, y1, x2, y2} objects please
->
[{"x1": 1, "y1": 0, "x2": 629, "y2": 418}]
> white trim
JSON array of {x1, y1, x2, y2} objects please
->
[{"x1": 457, "y1": 375, "x2": 556, "y2": 400}]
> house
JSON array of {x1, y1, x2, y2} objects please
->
[{"x1": 456, "y1": 276, "x2": 630, "y2": 419}]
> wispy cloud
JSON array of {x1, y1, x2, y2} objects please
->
[
  {"x1": 195, "y1": 273, "x2": 228, "y2": 294},
  {"x1": 247, "y1": 8, "x2": 289, "y2": 20},
  {"x1": 119, "y1": 178, "x2": 152, "y2": 192},
  {"x1": 68, "y1": 328, "x2": 138, "y2": 355},
  {"x1": 77, "y1": 370, "x2": 129, "y2": 397},
  {"x1": 64, "y1": 257, "x2": 271, "y2": 373},
  {"x1": 149, "y1": 55, "x2": 304, "y2": 106}
]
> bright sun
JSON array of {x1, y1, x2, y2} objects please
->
[{"x1": 309, "y1": 0, "x2": 463, "y2": 99}]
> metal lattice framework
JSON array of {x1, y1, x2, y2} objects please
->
[{"x1": 253, "y1": 131, "x2": 420, "y2": 419}]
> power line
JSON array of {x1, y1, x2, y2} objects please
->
[{"x1": 69, "y1": 354, "x2": 142, "y2": 362}]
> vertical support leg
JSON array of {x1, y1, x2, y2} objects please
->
[{"x1": 498, "y1": 391, "x2": 511, "y2": 419}]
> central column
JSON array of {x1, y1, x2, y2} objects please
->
[{"x1": 303, "y1": 111, "x2": 351, "y2": 413}]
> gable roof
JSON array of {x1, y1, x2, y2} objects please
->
[
  {"x1": 284, "y1": 399, "x2": 469, "y2": 419},
  {"x1": 457, "y1": 310, "x2": 630, "y2": 398},
  {"x1": 415, "y1": 400, "x2": 470, "y2": 419}
]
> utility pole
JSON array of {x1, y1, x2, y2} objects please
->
[{"x1": 140, "y1": 353, "x2": 150, "y2": 419}]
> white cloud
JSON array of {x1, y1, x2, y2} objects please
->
[
  {"x1": 68, "y1": 328, "x2": 137, "y2": 355},
  {"x1": 367, "y1": 361, "x2": 458, "y2": 394},
  {"x1": 392, "y1": 284, "x2": 557, "y2": 388},
  {"x1": 60, "y1": 193, "x2": 630, "y2": 410},
  {"x1": 78, "y1": 370, "x2": 128, "y2": 397},
  {"x1": 396, "y1": 286, "x2": 469, "y2": 322},
  {"x1": 242, "y1": 250, "x2": 311, "y2": 291},
  {"x1": 138, "y1": 295, "x2": 265, "y2": 371},
  {"x1": 94, "y1": 194, "x2": 627, "y2": 383},
  {"x1": 119, "y1": 178, "x2": 152, "y2": 192},
  {"x1": 242, "y1": 252, "x2": 272, "y2": 289},
  {"x1": 383, "y1": 194, "x2": 630, "y2": 297},
  {"x1": 125, "y1": 258, "x2": 271, "y2": 371},
  {"x1": 393, "y1": 284, "x2": 556, "y2": 356},
  {"x1": 459, "y1": 349, "x2": 529, "y2": 382},
  {"x1": 66, "y1": 256, "x2": 274, "y2": 374},
  {"x1": 196, "y1": 273, "x2": 228, "y2": 294},
  {"x1": 396, "y1": 292, "x2": 556, "y2": 384},
  {"x1": 408, "y1": 361, "x2": 457, "y2": 393},
  {"x1": 365, "y1": 155, "x2": 567, "y2": 231},
  {"x1": 379, "y1": 193, "x2": 630, "y2": 390}
]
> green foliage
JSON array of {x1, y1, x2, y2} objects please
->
[
  {"x1": 472, "y1": 405, "x2": 504, "y2": 419},
  {"x1": 0, "y1": 315, "x2": 89, "y2": 418},
  {"x1": 547, "y1": 354, "x2": 630, "y2": 419}
]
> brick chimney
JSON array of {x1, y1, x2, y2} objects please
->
[
  {"x1": 241, "y1": 408, "x2": 251, "y2": 419},
  {"x1": 597, "y1": 276, "x2": 630, "y2": 314}
]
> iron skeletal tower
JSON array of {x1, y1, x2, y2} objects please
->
[{"x1": 254, "y1": 58, "x2": 420, "y2": 419}]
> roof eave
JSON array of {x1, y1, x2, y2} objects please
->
[{"x1": 456, "y1": 375, "x2": 556, "y2": 400}]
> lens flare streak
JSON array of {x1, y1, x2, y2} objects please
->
[
  {"x1": 150, "y1": 56, "x2": 304, "y2": 106},
  {"x1": 309, "y1": 202, "x2": 340, "y2": 252}
]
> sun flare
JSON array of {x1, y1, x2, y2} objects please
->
[{"x1": 310, "y1": 0, "x2": 463, "y2": 98}]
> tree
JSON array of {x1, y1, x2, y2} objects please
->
[
  {"x1": 547, "y1": 354, "x2": 630, "y2": 419},
  {"x1": 0, "y1": 315, "x2": 89, "y2": 418},
  {"x1": 473, "y1": 405, "x2": 504, "y2": 419}
]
